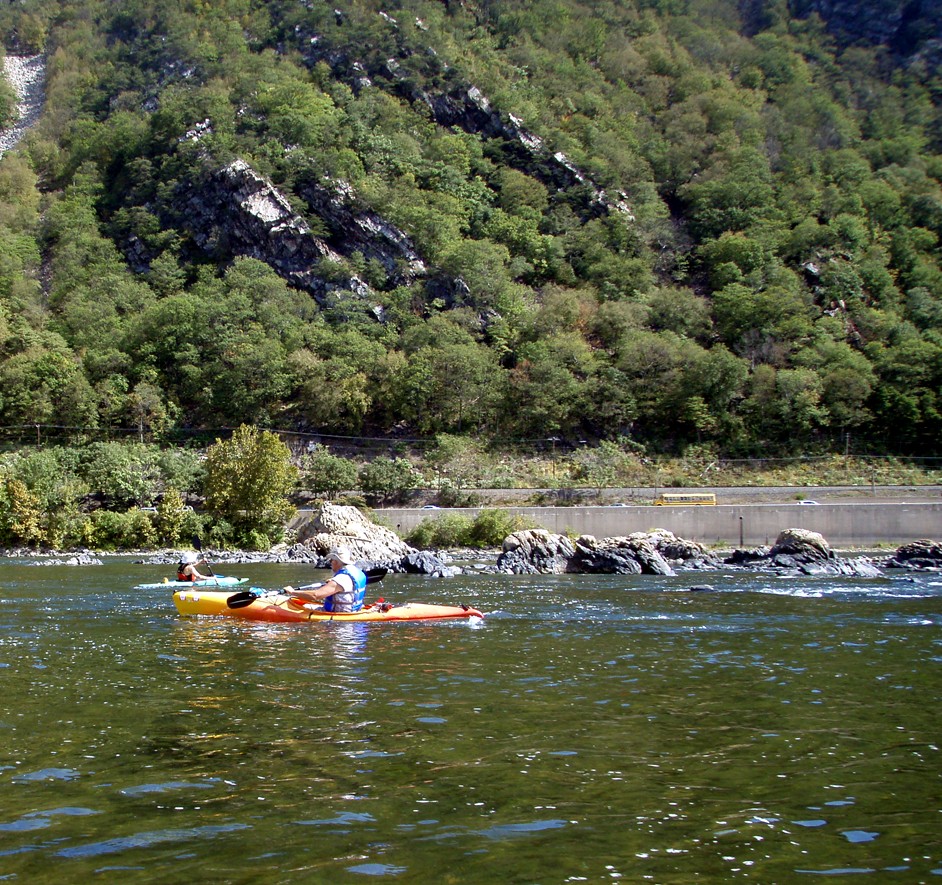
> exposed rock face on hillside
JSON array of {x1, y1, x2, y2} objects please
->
[
  {"x1": 296, "y1": 175, "x2": 427, "y2": 283},
  {"x1": 173, "y1": 158, "x2": 428, "y2": 306},
  {"x1": 403, "y1": 82, "x2": 634, "y2": 223},
  {"x1": 0, "y1": 54, "x2": 45, "y2": 159},
  {"x1": 290, "y1": 24, "x2": 634, "y2": 224},
  {"x1": 122, "y1": 10, "x2": 649, "y2": 306},
  {"x1": 178, "y1": 159, "x2": 348, "y2": 301}
]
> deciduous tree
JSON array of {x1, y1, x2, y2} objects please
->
[{"x1": 204, "y1": 425, "x2": 297, "y2": 544}]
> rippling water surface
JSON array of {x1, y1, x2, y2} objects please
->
[{"x1": 1, "y1": 559, "x2": 940, "y2": 882}]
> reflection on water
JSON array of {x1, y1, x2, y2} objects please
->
[{"x1": 0, "y1": 560, "x2": 940, "y2": 881}]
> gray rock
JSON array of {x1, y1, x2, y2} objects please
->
[
  {"x1": 177, "y1": 159, "x2": 370, "y2": 306},
  {"x1": 572, "y1": 534, "x2": 674, "y2": 576},
  {"x1": 291, "y1": 25, "x2": 634, "y2": 225},
  {"x1": 497, "y1": 528, "x2": 687, "y2": 576},
  {"x1": 634, "y1": 528, "x2": 722, "y2": 568},
  {"x1": 728, "y1": 528, "x2": 884, "y2": 577},
  {"x1": 0, "y1": 55, "x2": 45, "y2": 159},
  {"x1": 299, "y1": 502, "x2": 415, "y2": 564},
  {"x1": 497, "y1": 529, "x2": 575, "y2": 574},
  {"x1": 885, "y1": 539, "x2": 942, "y2": 569},
  {"x1": 724, "y1": 546, "x2": 772, "y2": 565},
  {"x1": 401, "y1": 551, "x2": 460, "y2": 577},
  {"x1": 769, "y1": 528, "x2": 834, "y2": 561}
]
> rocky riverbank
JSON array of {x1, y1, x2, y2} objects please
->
[{"x1": 7, "y1": 504, "x2": 941, "y2": 579}]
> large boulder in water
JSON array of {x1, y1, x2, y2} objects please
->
[
  {"x1": 497, "y1": 528, "x2": 697, "y2": 575},
  {"x1": 885, "y1": 539, "x2": 942, "y2": 569},
  {"x1": 401, "y1": 550, "x2": 460, "y2": 578},
  {"x1": 298, "y1": 502, "x2": 413, "y2": 563},
  {"x1": 571, "y1": 534, "x2": 674, "y2": 575},
  {"x1": 497, "y1": 529, "x2": 575, "y2": 574},
  {"x1": 293, "y1": 503, "x2": 450, "y2": 575},
  {"x1": 729, "y1": 528, "x2": 881, "y2": 577},
  {"x1": 724, "y1": 546, "x2": 772, "y2": 566},
  {"x1": 769, "y1": 528, "x2": 833, "y2": 562},
  {"x1": 637, "y1": 529, "x2": 722, "y2": 569}
]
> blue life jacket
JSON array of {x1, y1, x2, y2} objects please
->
[{"x1": 323, "y1": 565, "x2": 367, "y2": 613}]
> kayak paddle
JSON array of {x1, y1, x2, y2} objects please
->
[
  {"x1": 226, "y1": 567, "x2": 388, "y2": 609},
  {"x1": 192, "y1": 535, "x2": 220, "y2": 586}
]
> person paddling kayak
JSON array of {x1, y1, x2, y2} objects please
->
[
  {"x1": 177, "y1": 550, "x2": 211, "y2": 582},
  {"x1": 284, "y1": 546, "x2": 367, "y2": 613}
]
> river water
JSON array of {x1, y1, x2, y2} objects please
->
[{"x1": 1, "y1": 558, "x2": 940, "y2": 882}]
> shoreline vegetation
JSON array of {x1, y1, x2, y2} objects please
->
[
  {"x1": 0, "y1": 425, "x2": 939, "y2": 555},
  {"x1": 4, "y1": 499, "x2": 938, "y2": 565}
]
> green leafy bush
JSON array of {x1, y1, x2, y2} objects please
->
[
  {"x1": 405, "y1": 513, "x2": 472, "y2": 549},
  {"x1": 301, "y1": 447, "x2": 359, "y2": 498},
  {"x1": 464, "y1": 509, "x2": 533, "y2": 547},
  {"x1": 89, "y1": 509, "x2": 157, "y2": 550},
  {"x1": 405, "y1": 508, "x2": 535, "y2": 549}
]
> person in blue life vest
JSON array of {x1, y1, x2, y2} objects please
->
[
  {"x1": 177, "y1": 551, "x2": 211, "y2": 582},
  {"x1": 284, "y1": 546, "x2": 367, "y2": 613}
]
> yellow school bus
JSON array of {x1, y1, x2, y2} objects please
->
[{"x1": 653, "y1": 493, "x2": 716, "y2": 505}]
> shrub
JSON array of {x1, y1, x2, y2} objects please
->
[
  {"x1": 90, "y1": 509, "x2": 157, "y2": 550},
  {"x1": 77, "y1": 442, "x2": 163, "y2": 508},
  {"x1": 301, "y1": 447, "x2": 359, "y2": 497},
  {"x1": 243, "y1": 529, "x2": 275, "y2": 551},
  {"x1": 436, "y1": 483, "x2": 481, "y2": 507},
  {"x1": 464, "y1": 509, "x2": 533, "y2": 547},
  {"x1": 405, "y1": 508, "x2": 535, "y2": 549},
  {"x1": 204, "y1": 425, "x2": 297, "y2": 541},
  {"x1": 405, "y1": 513, "x2": 472, "y2": 548},
  {"x1": 359, "y1": 457, "x2": 421, "y2": 504},
  {"x1": 206, "y1": 519, "x2": 236, "y2": 549}
]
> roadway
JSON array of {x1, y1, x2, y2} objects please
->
[
  {"x1": 467, "y1": 485, "x2": 942, "y2": 506},
  {"x1": 362, "y1": 487, "x2": 942, "y2": 548}
]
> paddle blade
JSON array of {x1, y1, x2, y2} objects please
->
[
  {"x1": 226, "y1": 591, "x2": 258, "y2": 609},
  {"x1": 364, "y1": 568, "x2": 387, "y2": 584}
]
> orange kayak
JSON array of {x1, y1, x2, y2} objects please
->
[{"x1": 173, "y1": 588, "x2": 484, "y2": 623}]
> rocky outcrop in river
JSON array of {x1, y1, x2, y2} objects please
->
[
  {"x1": 496, "y1": 526, "x2": 885, "y2": 578},
  {"x1": 725, "y1": 528, "x2": 882, "y2": 577},
  {"x1": 884, "y1": 539, "x2": 942, "y2": 569},
  {"x1": 496, "y1": 528, "x2": 720, "y2": 575},
  {"x1": 291, "y1": 502, "x2": 459, "y2": 576}
]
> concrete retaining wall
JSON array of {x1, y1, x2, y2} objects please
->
[{"x1": 360, "y1": 503, "x2": 942, "y2": 548}]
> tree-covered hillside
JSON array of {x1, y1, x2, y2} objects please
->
[{"x1": 0, "y1": 0, "x2": 940, "y2": 456}]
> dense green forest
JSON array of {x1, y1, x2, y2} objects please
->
[{"x1": 0, "y1": 0, "x2": 940, "y2": 463}]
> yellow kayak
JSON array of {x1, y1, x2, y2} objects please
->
[{"x1": 173, "y1": 588, "x2": 484, "y2": 623}]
